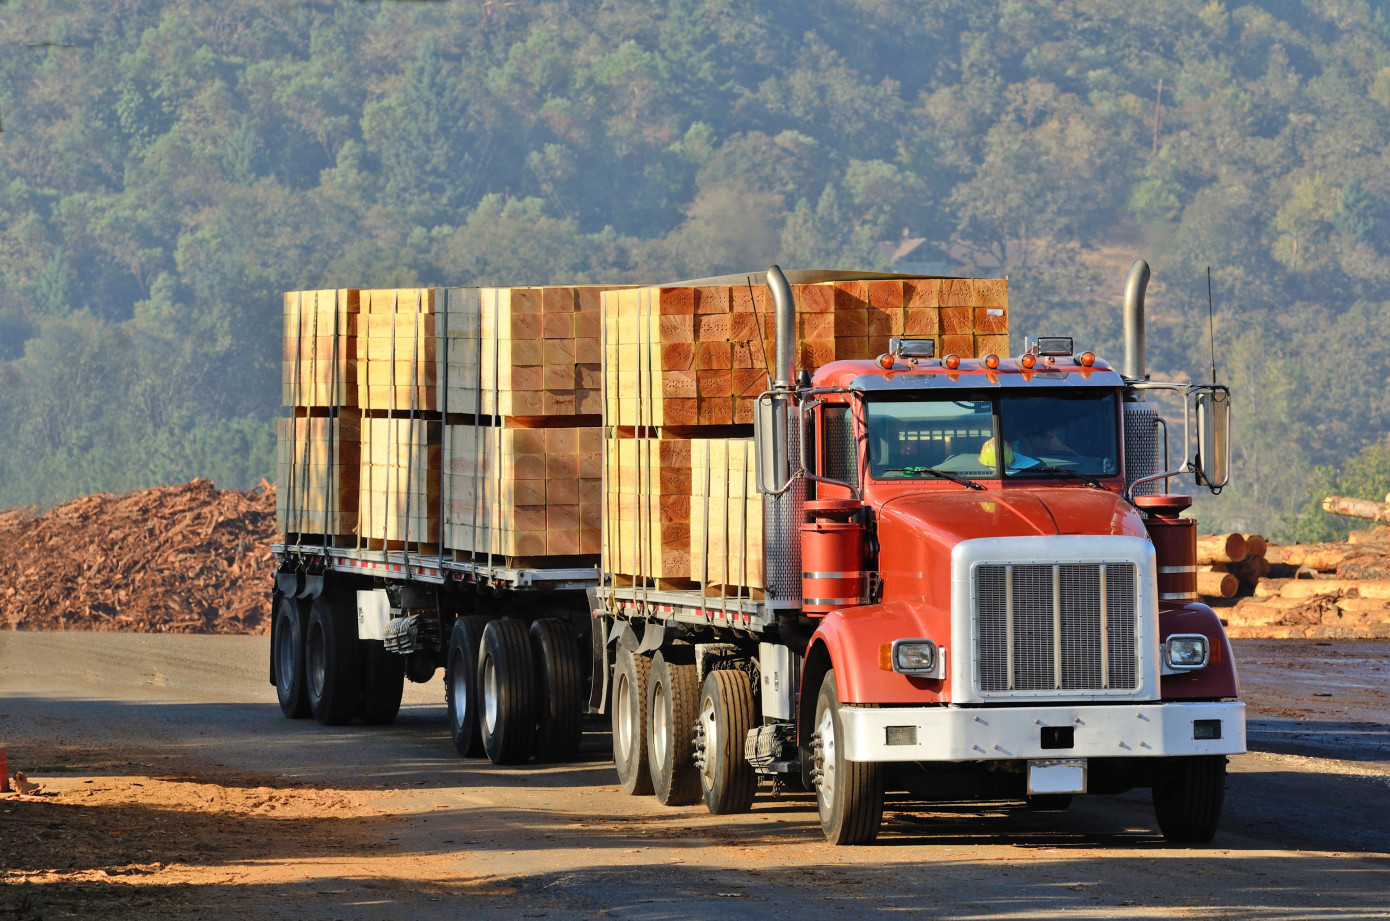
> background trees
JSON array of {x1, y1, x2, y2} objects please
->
[{"x1": 0, "y1": 0, "x2": 1387, "y2": 539}]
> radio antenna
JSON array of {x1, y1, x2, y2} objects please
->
[{"x1": 1207, "y1": 266, "x2": 1217, "y2": 385}]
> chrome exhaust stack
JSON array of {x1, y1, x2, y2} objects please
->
[
  {"x1": 768, "y1": 265, "x2": 796, "y2": 390},
  {"x1": 1123, "y1": 259, "x2": 1150, "y2": 383}
]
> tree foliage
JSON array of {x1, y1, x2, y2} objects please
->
[{"x1": 0, "y1": 1, "x2": 1388, "y2": 540}]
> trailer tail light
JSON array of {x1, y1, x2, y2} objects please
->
[
  {"x1": 983, "y1": 353, "x2": 1000, "y2": 369},
  {"x1": 943, "y1": 354, "x2": 960, "y2": 370}
]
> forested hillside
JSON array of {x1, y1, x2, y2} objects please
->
[{"x1": 2, "y1": 0, "x2": 1389, "y2": 538}]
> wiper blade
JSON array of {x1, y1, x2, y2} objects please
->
[
  {"x1": 1012, "y1": 464, "x2": 1105, "y2": 489},
  {"x1": 887, "y1": 466, "x2": 985, "y2": 490}
]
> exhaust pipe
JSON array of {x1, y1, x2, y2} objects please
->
[
  {"x1": 1123, "y1": 260, "x2": 1150, "y2": 382},
  {"x1": 768, "y1": 265, "x2": 796, "y2": 390}
]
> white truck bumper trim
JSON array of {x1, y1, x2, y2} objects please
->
[{"x1": 839, "y1": 700, "x2": 1246, "y2": 762}]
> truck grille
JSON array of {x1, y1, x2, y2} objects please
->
[{"x1": 976, "y1": 562, "x2": 1138, "y2": 694}]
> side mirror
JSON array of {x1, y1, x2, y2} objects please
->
[
  {"x1": 1193, "y1": 386, "x2": 1230, "y2": 491},
  {"x1": 755, "y1": 392, "x2": 791, "y2": 495}
]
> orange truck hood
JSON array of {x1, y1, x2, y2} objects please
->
[{"x1": 876, "y1": 487, "x2": 1149, "y2": 554}]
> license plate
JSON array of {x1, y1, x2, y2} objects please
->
[{"x1": 1028, "y1": 759, "x2": 1087, "y2": 795}]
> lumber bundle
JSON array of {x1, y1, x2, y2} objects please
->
[
  {"x1": 282, "y1": 289, "x2": 358, "y2": 407},
  {"x1": 604, "y1": 437, "x2": 693, "y2": 586},
  {"x1": 442, "y1": 286, "x2": 606, "y2": 418},
  {"x1": 275, "y1": 412, "x2": 360, "y2": 538},
  {"x1": 357, "y1": 288, "x2": 441, "y2": 412},
  {"x1": 603, "y1": 277, "x2": 1009, "y2": 428},
  {"x1": 0, "y1": 480, "x2": 277, "y2": 634},
  {"x1": 358, "y1": 418, "x2": 441, "y2": 549},
  {"x1": 689, "y1": 439, "x2": 764, "y2": 594},
  {"x1": 445, "y1": 424, "x2": 602, "y2": 560}
]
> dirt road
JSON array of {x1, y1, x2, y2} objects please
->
[{"x1": 2, "y1": 632, "x2": 1388, "y2": 920}]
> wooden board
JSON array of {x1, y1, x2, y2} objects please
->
[
  {"x1": 603, "y1": 277, "x2": 1009, "y2": 427},
  {"x1": 275, "y1": 411, "x2": 360, "y2": 536},
  {"x1": 689, "y1": 438, "x2": 764, "y2": 592}
]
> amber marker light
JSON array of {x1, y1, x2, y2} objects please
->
[
  {"x1": 983, "y1": 353, "x2": 1000, "y2": 369},
  {"x1": 1078, "y1": 351, "x2": 1096, "y2": 367},
  {"x1": 877, "y1": 353, "x2": 895, "y2": 370},
  {"x1": 943, "y1": 354, "x2": 960, "y2": 370},
  {"x1": 1020, "y1": 353, "x2": 1037, "y2": 369}
]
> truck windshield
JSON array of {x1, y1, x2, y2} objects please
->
[{"x1": 865, "y1": 391, "x2": 1120, "y2": 481}]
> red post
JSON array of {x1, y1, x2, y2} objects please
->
[{"x1": 0, "y1": 748, "x2": 8, "y2": 793}]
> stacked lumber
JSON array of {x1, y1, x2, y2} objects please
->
[
  {"x1": 688, "y1": 439, "x2": 764, "y2": 595},
  {"x1": 1196, "y1": 532, "x2": 1270, "y2": 599},
  {"x1": 602, "y1": 274, "x2": 1008, "y2": 593},
  {"x1": 0, "y1": 480, "x2": 277, "y2": 634},
  {"x1": 359, "y1": 417, "x2": 441, "y2": 550},
  {"x1": 282, "y1": 289, "x2": 357, "y2": 408},
  {"x1": 357, "y1": 288, "x2": 440, "y2": 412},
  {"x1": 275, "y1": 413, "x2": 360, "y2": 538},
  {"x1": 280, "y1": 289, "x2": 361, "y2": 541},
  {"x1": 605, "y1": 437, "x2": 693, "y2": 585},
  {"x1": 603, "y1": 277, "x2": 1008, "y2": 428},
  {"x1": 445, "y1": 424, "x2": 603, "y2": 560}
]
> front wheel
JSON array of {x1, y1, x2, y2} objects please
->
[
  {"x1": 1152, "y1": 756, "x2": 1227, "y2": 844},
  {"x1": 812, "y1": 670, "x2": 883, "y2": 845}
]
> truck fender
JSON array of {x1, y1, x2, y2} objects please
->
[
  {"x1": 799, "y1": 599, "x2": 945, "y2": 719},
  {"x1": 1160, "y1": 602, "x2": 1240, "y2": 699}
]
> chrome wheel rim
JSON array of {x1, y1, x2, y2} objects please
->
[
  {"x1": 276, "y1": 614, "x2": 296, "y2": 689},
  {"x1": 697, "y1": 695, "x2": 718, "y2": 785},
  {"x1": 652, "y1": 680, "x2": 669, "y2": 772},
  {"x1": 307, "y1": 624, "x2": 326, "y2": 699},
  {"x1": 449, "y1": 647, "x2": 468, "y2": 726},
  {"x1": 483, "y1": 655, "x2": 499, "y2": 734},
  {"x1": 815, "y1": 706, "x2": 836, "y2": 814},
  {"x1": 614, "y1": 671, "x2": 634, "y2": 762}
]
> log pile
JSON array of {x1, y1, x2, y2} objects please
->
[
  {"x1": 1221, "y1": 495, "x2": 1390, "y2": 637},
  {"x1": 0, "y1": 480, "x2": 276, "y2": 634},
  {"x1": 1196, "y1": 532, "x2": 1271, "y2": 599},
  {"x1": 601, "y1": 274, "x2": 1007, "y2": 594}
]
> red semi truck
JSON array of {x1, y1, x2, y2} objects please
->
[{"x1": 271, "y1": 261, "x2": 1243, "y2": 845}]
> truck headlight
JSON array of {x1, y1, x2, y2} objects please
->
[
  {"x1": 1164, "y1": 634, "x2": 1209, "y2": 671},
  {"x1": 891, "y1": 639, "x2": 937, "y2": 675}
]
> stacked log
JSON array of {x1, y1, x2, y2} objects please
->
[
  {"x1": 601, "y1": 273, "x2": 1008, "y2": 593},
  {"x1": 1196, "y1": 532, "x2": 1271, "y2": 599}
]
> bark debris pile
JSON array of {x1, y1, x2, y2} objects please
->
[{"x1": 0, "y1": 479, "x2": 275, "y2": 634}]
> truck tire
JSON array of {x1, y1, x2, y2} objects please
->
[
  {"x1": 306, "y1": 592, "x2": 360, "y2": 726},
  {"x1": 530, "y1": 618, "x2": 584, "y2": 763},
  {"x1": 357, "y1": 641, "x2": 405, "y2": 725},
  {"x1": 478, "y1": 618, "x2": 536, "y2": 765},
  {"x1": 647, "y1": 648, "x2": 702, "y2": 806},
  {"x1": 812, "y1": 671, "x2": 883, "y2": 845},
  {"x1": 695, "y1": 669, "x2": 757, "y2": 814},
  {"x1": 1152, "y1": 755, "x2": 1227, "y2": 843},
  {"x1": 612, "y1": 649, "x2": 652, "y2": 795},
  {"x1": 273, "y1": 594, "x2": 311, "y2": 719},
  {"x1": 446, "y1": 615, "x2": 489, "y2": 757}
]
